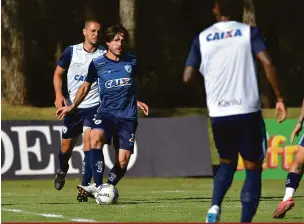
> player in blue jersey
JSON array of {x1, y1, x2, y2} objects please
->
[
  {"x1": 273, "y1": 98, "x2": 304, "y2": 219},
  {"x1": 53, "y1": 21, "x2": 148, "y2": 202},
  {"x1": 56, "y1": 24, "x2": 145, "y2": 195},
  {"x1": 183, "y1": 0, "x2": 287, "y2": 222}
]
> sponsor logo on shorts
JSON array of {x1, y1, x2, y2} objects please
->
[
  {"x1": 94, "y1": 119, "x2": 102, "y2": 125},
  {"x1": 129, "y1": 133, "x2": 135, "y2": 143},
  {"x1": 62, "y1": 126, "x2": 68, "y2": 134}
]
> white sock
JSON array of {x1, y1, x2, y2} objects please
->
[{"x1": 283, "y1": 187, "x2": 295, "y2": 201}]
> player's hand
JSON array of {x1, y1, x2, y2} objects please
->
[
  {"x1": 137, "y1": 101, "x2": 149, "y2": 116},
  {"x1": 56, "y1": 105, "x2": 74, "y2": 120},
  {"x1": 54, "y1": 95, "x2": 67, "y2": 109},
  {"x1": 290, "y1": 122, "x2": 302, "y2": 143},
  {"x1": 275, "y1": 100, "x2": 287, "y2": 123}
]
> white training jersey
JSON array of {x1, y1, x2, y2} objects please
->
[
  {"x1": 186, "y1": 21, "x2": 267, "y2": 117},
  {"x1": 57, "y1": 43, "x2": 106, "y2": 109}
]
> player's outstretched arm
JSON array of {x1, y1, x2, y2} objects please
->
[
  {"x1": 56, "y1": 82, "x2": 91, "y2": 120},
  {"x1": 53, "y1": 66, "x2": 67, "y2": 109},
  {"x1": 290, "y1": 98, "x2": 304, "y2": 143},
  {"x1": 257, "y1": 51, "x2": 287, "y2": 123}
]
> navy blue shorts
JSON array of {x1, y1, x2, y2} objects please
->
[
  {"x1": 211, "y1": 111, "x2": 267, "y2": 163},
  {"x1": 92, "y1": 112, "x2": 138, "y2": 152},
  {"x1": 299, "y1": 134, "x2": 304, "y2": 147},
  {"x1": 62, "y1": 105, "x2": 98, "y2": 139}
]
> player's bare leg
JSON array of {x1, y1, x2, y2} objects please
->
[
  {"x1": 273, "y1": 145, "x2": 304, "y2": 218},
  {"x1": 54, "y1": 137, "x2": 78, "y2": 190}
]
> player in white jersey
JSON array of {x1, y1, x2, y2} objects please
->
[
  {"x1": 183, "y1": 0, "x2": 286, "y2": 222},
  {"x1": 53, "y1": 20, "x2": 148, "y2": 202},
  {"x1": 273, "y1": 98, "x2": 304, "y2": 219}
]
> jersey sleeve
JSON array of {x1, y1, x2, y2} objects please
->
[
  {"x1": 57, "y1": 46, "x2": 73, "y2": 69},
  {"x1": 250, "y1": 26, "x2": 267, "y2": 55},
  {"x1": 86, "y1": 61, "x2": 98, "y2": 83},
  {"x1": 185, "y1": 36, "x2": 201, "y2": 68}
]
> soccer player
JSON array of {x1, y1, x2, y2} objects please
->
[
  {"x1": 273, "y1": 98, "x2": 304, "y2": 219},
  {"x1": 53, "y1": 20, "x2": 148, "y2": 202},
  {"x1": 56, "y1": 24, "x2": 144, "y2": 195},
  {"x1": 183, "y1": 0, "x2": 287, "y2": 222}
]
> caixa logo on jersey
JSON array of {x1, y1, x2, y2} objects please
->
[
  {"x1": 207, "y1": 29, "x2": 242, "y2": 42},
  {"x1": 105, "y1": 78, "x2": 132, "y2": 89},
  {"x1": 74, "y1": 74, "x2": 87, "y2": 82}
]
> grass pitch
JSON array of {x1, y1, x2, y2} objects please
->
[{"x1": 1, "y1": 178, "x2": 303, "y2": 222}]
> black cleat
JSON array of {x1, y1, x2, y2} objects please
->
[
  {"x1": 54, "y1": 170, "x2": 66, "y2": 190},
  {"x1": 77, "y1": 184, "x2": 96, "y2": 200},
  {"x1": 77, "y1": 190, "x2": 88, "y2": 202}
]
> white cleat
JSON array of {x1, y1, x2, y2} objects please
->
[
  {"x1": 77, "y1": 183, "x2": 97, "y2": 199},
  {"x1": 206, "y1": 205, "x2": 221, "y2": 223}
]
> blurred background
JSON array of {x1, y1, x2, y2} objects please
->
[{"x1": 2, "y1": 0, "x2": 304, "y2": 109}]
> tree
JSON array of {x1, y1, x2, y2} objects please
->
[
  {"x1": 119, "y1": 0, "x2": 136, "y2": 49},
  {"x1": 1, "y1": 0, "x2": 27, "y2": 105}
]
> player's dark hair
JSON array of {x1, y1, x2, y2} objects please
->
[
  {"x1": 84, "y1": 19, "x2": 101, "y2": 28},
  {"x1": 214, "y1": 0, "x2": 244, "y2": 21},
  {"x1": 103, "y1": 24, "x2": 129, "y2": 43}
]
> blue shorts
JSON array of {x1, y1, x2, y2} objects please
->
[
  {"x1": 211, "y1": 111, "x2": 267, "y2": 163},
  {"x1": 62, "y1": 105, "x2": 98, "y2": 139},
  {"x1": 92, "y1": 112, "x2": 138, "y2": 152},
  {"x1": 299, "y1": 134, "x2": 304, "y2": 147}
]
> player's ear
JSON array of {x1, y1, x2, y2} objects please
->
[
  {"x1": 213, "y1": 3, "x2": 220, "y2": 17},
  {"x1": 83, "y1": 28, "x2": 87, "y2": 36}
]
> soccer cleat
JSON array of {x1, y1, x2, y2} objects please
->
[
  {"x1": 76, "y1": 183, "x2": 97, "y2": 200},
  {"x1": 54, "y1": 169, "x2": 67, "y2": 190},
  {"x1": 273, "y1": 198, "x2": 295, "y2": 219},
  {"x1": 77, "y1": 190, "x2": 88, "y2": 202},
  {"x1": 206, "y1": 205, "x2": 221, "y2": 223}
]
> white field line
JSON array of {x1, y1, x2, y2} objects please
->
[{"x1": 2, "y1": 208, "x2": 96, "y2": 222}]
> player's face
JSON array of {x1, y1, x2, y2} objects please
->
[
  {"x1": 83, "y1": 22, "x2": 101, "y2": 45},
  {"x1": 106, "y1": 33, "x2": 125, "y2": 56}
]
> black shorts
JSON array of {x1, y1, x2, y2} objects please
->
[{"x1": 211, "y1": 111, "x2": 267, "y2": 163}]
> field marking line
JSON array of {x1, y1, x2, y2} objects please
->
[{"x1": 1, "y1": 208, "x2": 96, "y2": 222}]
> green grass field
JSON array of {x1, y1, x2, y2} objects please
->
[{"x1": 1, "y1": 178, "x2": 304, "y2": 222}]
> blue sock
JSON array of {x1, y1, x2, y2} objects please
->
[
  {"x1": 212, "y1": 163, "x2": 237, "y2": 207},
  {"x1": 81, "y1": 151, "x2": 92, "y2": 186},
  {"x1": 90, "y1": 149, "x2": 104, "y2": 187},
  {"x1": 285, "y1": 172, "x2": 301, "y2": 189},
  {"x1": 58, "y1": 150, "x2": 71, "y2": 173},
  {"x1": 241, "y1": 168, "x2": 262, "y2": 223},
  {"x1": 107, "y1": 164, "x2": 127, "y2": 186}
]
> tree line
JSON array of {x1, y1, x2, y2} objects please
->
[{"x1": 2, "y1": 0, "x2": 303, "y2": 108}]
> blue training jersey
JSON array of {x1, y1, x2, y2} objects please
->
[{"x1": 86, "y1": 53, "x2": 137, "y2": 119}]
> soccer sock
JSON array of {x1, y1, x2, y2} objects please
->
[
  {"x1": 58, "y1": 149, "x2": 71, "y2": 173},
  {"x1": 90, "y1": 149, "x2": 105, "y2": 187},
  {"x1": 81, "y1": 151, "x2": 92, "y2": 186},
  {"x1": 240, "y1": 168, "x2": 262, "y2": 223},
  {"x1": 283, "y1": 172, "x2": 301, "y2": 201},
  {"x1": 211, "y1": 163, "x2": 237, "y2": 207},
  {"x1": 107, "y1": 164, "x2": 127, "y2": 186}
]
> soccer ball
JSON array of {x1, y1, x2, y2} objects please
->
[{"x1": 94, "y1": 183, "x2": 119, "y2": 205}]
